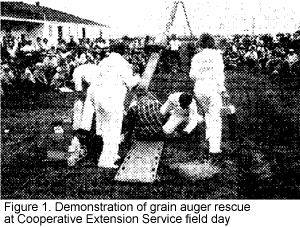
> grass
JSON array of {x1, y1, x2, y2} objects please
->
[{"x1": 1, "y1": 67, "x2": 300, "y2": 199}]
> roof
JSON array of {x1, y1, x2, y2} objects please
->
[{"x1": 1, "y1": 1, "x2": 108, "y2": 27}]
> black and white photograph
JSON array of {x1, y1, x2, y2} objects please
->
[{"x1": 1, "y1": 0, "x2": 300, "y2": 203}]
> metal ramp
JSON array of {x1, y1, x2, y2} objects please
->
[
  {"x1": 114, "y1": 141, "x2": 164, "y2": 183},
  {"x1": 115, "y1": 1, "x2": 192, "y2": 183}
]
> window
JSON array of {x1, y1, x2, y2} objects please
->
[
  {"x1": 58, "y1": 26, "x2": 63, "y2": 39},
  {"x1": 82, "y1": 27, "x2": 86, "y2": 39},
  {"x1": 49, "y1": 25, "x2": 52, "y2": 37}
]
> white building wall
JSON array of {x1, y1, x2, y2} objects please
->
[
  {"x1": 1, "y1": 20, "x2": 44, "y2": 46},
  {"x1": 1, "y1": 19, "x2": 108, "y2": 47}
]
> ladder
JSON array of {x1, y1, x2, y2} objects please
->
[{"x1": 139, "y1": 1, "x2": 193, "y2": 90}]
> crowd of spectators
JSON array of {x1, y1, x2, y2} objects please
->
[
  {"x1": 1, "y1": 30, "x2": 300, "y2": 99},
  {"x1": 0, "y1": 32, "x2": 151, "y2": 98},
  {"x1": 222, "y1": 31, "x2": 300, "y2": 87}
]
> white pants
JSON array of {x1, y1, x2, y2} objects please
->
[
  {"x1": 194, "y1": 89, "x2": 222, "y2": 153},
  {"x1": 80, "y1": 84, "x2": 127, "y2": 164}
]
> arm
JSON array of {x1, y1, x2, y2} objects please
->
[
  {"x1": 183, "y1": 100, "x2": 201, "y2": 134},
  {"x1": 118, "y1": 56, "x2": 141, "y2": 90},
  {"x1": 160, "y1": 94, "x2": 176, "y2": 116},
  {"x1": 189, "y1": 57, "x2": 198, "y2": 81},
  {"x1": 215, "y1": 52, "x2": 226, "y2": 93},
  {"x1": 72, "y1": 67, "x2": 86, "y2": 101}
]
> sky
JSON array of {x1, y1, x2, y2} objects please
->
[{"x1": 19, "y1": 0, "x2": 300, "y2": 37}]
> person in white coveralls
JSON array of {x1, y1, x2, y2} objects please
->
[
  {"x1": 68, "y1": 44, "x2": 140, "y2": 168},
  {"x1": 67, "y1": 63, "x2": 104, "y2": 166},
  {"x1": 160, "y1": 92, "x2": 203, "y2": 136},
  {"x1": 189, "y1": 33, "x2": 228, "y2": 161}
]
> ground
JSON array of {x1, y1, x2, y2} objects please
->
[{"x1": 1, "y1": 68, "x2": 300, "y2": 199}]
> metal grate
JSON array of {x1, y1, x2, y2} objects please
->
[{"x1": 115, "y1": 141, "x2": 164, "y2": 183}]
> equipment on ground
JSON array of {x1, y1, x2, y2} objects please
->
[{"x1": 115, "y1": 141, "x2": 164, "y2": 183}]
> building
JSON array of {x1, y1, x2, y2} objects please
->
[{"x1": 0, "y1": 1, "x2": 109, "y2": 46}]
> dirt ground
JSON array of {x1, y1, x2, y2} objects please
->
[{"x1": 1, "y1": 69, "x2": 300, "y2": 199}]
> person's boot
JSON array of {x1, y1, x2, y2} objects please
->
[
  {"x1": 74, "y1": 129, "x2": 90, "y2": 146},
  {"x1": 67, "y1": 136, "x2": 86, "y2": 166}
]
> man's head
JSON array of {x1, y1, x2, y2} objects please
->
[
  {"x1": 110, "y1": 43, "x2": 126, "y2": 56},
  {"x1": 179, "y1": 93, "x2": 193, "y2": 110},
  {"x1": 196, "y1": 33, "x2": 216, "y2": 49}
]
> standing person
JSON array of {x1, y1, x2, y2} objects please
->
[
  {"x1": 189, "y1": 33, "x2": 227, "y2": 162},
  {"x1": 71, "y1": 63, "x2": 104, "y2": 131},
  {"x1": 68, "y1": 44, "x2": 140, "y2": 168},
  {"x1": 168, "y1": 34, "x2": 182, "y2": 72},
  {"x1": 68, "y1": 63, "x2": 104, "y2": 166}
]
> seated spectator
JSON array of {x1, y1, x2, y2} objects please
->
[
  {"x1": 21, "y1": 67, "x2": 35, "y2": 83},
  {"x1": 33, "y1": 62, "x2": 48, "y2": 86},
  {"x1": 20, "y1": 40, "x2": 35, "y2": 54},
  {"x1": 18, "y1": 34, "x2": 27, "y2": 50},
  {"x1": 0, "y1": 64, "x2": 16, "y2": 96},
  {"x1": 57, "y1": 38, "x2": 67, "y2": 52},
  {"x1": 50, "y1": 66, "x2": 65, "y2": 90},
  {"x1": 244, "y1": 45, "x2": 258, "y2": 69},
  {"x1": 286, "y1": 49, "x2": 299, "y2": 67},
  {"x1": 5, "y1": 38, "x2": 18, "y2": 61},
  {"x1": 35, "y1": 37, "x2": 44, "y2": 52},
  {"x1": 66, "y1": 36, "x2": 77, "y2": 51},
  {"x1": 42, "y1": 38, "x2": 50, "y2": 51}
]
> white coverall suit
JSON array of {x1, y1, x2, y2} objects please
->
[
  {"x1": 72, "y1": 63, "x2": 103, "y2": 131},
  {"x1": 79, "y1": 53, "x2": 140, "y2": 168},
  {"x1": 189, "y1": 49, "x2": 226, "y2": 153},
  {"x1": 160, "y1": 92, "x2": 203, "y2": 135}
]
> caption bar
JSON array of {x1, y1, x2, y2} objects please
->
[{"x1": 1, "y1": 201, "x2": 253, "y2": 226}]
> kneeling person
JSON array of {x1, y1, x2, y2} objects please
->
[{"x1": 160, "y1": 92, "x2": 203, "y2": 136}]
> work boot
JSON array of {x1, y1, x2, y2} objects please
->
[
  {"x1": 74, "y1": 129, "x2": 90, "y2": 145},
  {"x1": 67, "y1": 136, "x2": 87, "y2": 166}
]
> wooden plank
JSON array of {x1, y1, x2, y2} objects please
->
[{"x1": 115, "y1": 141, "x2": 164, "y2": 183}]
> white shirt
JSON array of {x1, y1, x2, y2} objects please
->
[
  {"x1": 72, "y1": 64, "x2": 103, "y2": 91},
  {"x1": 98, "y1": 52, "x2": 140, "y2": 90},
  {"x1": 287, "y1": 53, "x2": 298, "y2": 66},
  {"x1": 170, "y1": 40, "x2": 181, "y2": 51},
  {"x1": 245, "y1": 50, "x2": 258, "y2": 61},
  {"x1": 6, "y1": 43, "x2": 18, "y2": 58},
  {"x1": 189, "y1": 48, "x2": 226, "y2": 94},
  {"x1": 160, "y1": 92, "x2": 200, "y2": 134}
]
